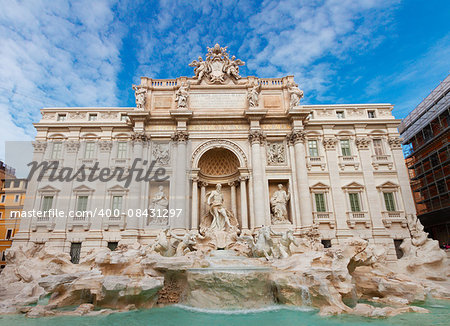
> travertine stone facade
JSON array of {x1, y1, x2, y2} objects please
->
[{"x1": 14, "y1": 45, "x2": 415, "y2": 262}]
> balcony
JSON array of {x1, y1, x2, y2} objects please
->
[
  {"x1": 338, "y1": 155, "x2": 359, "y2": 170},
  {"x1": 346, "y1": 211, "x2": 371, "y2": 228},
  {"x1": 313, "y1": 212, "x2": 335, "y2": 228},
  {"x1": 306, "y1": 156, "x2": 326, "y2": 171},
  {"x1": 381, "y1": 211, "x2": 407, "y2": 228},
  {"x1": 371, "y1": 155, "x2": 393, "y2": 170},
  {"x1": 103, "y1": 214, "x2": 126, "y2": 231},
  {"x1": 78, "y1": 158, "x2": 97, "y2": 168},
  {"x1": 111, "y1": 158, "x2": 130, "y2": 169},
  {"x1": 31, "y1": 213, "x2": 55, "y2": 231},
  {"x1": 67, "y1": 213, "x2": 91, "y2": 231}
]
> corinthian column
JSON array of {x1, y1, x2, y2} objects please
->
[
  {"x1": 228, "y1": 181, "x2": 237, "y2": 219},
  {"x1": 249, "y1": 130, "x2": 266, "y2": 228},
  {"x1": 288, "y1": 130, "x2": 313, "y2": 226},
  {"x1": 171, "y1": 130, "x2": 189, "y2": 229}
]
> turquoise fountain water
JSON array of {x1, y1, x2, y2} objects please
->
[{"x1": 0, "y1": 300, "x2": 448, "y2": 326}]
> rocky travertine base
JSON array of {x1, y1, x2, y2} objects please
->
[{"x1": 0, "y1": 236, "x2": 448, "y2": 318}]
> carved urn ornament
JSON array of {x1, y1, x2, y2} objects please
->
[{"x1": 189, "y1": 44, "x2": 245, "y2": 84}]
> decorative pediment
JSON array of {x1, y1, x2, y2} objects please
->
[
  {"x1": 310, "y1": 182, "x2": 329, "y2": 190},
  {"x1": 342, "y1": 182, "x2": 364, "y2": 190},
  {"x1": 38, "y1": 185, "x2": 60, "y2": 193},
  {"x1": 107, "y1": 184, "x2": 129, "y2": 194},
  {"x1": 73, "y1": 185, "x2": 95, "y2": 193},
  {"x1": 376, "y1": 181, "x2": 399, "y2": 190}
]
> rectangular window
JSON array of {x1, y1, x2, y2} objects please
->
[
  {"x1": 88, "y1": 113, "x2": 97, "y2": 121},
  {"x1": 315, "y1": 193, "x2": 326, "y2": 212},
  {"x1": 70, "y1": 242, "x2": 81, "y2": 264},
  {"x1": 349, "y1": 193, "x2": 361, "y2": 212},
  {"x1": 368, "y1": 110, "x2": 376, "y2": 118},
  {"x1": 373, "y1": 139, "x2": 384, "y2": 156},
  {"x1": 6, "y1": 229, "x2": 12, "y2": 240},
  {"x1": 76, "y1": 195, "x2": 88, "y2": 212},
  {"x1": 84, "y1": 142, "x2": 96, "y2": 159},
  {"x1": 0, "y1": 195, "x2": 5, "y2": 203},
  {"x1": 336, "y1": 111, "x2": 345, "y2": 119},
  {"x1": 13, "y1": 180, "x2": 20, "y2": 187},
  {"x1": 112, "y1": 196, "x2": 123, "y2": 211},
  {"x1": 308, "y1": 140, "x2": 319, "y2": 157},
  {"x1": 117, "y1": 142, "x2": 127, "y2": 159},
  {"x1": 57, "y1": 114, "x2": 66, "y2": 121},
  {"x1": 14, "y1": 195, "x2": 20, "y2": 202},
  {"x1": 52, "y1": 142, "x2": 63, "y2": 159},
  {"x1": 41, "y1": 195, "x2": 53, "y2": 212},
  {"x1": 383, "y1": 192, "x2": 396, "y2": 211},
  {"x1": 107, "y1": 242, "x2": 118, "y2": 251},
  {"x1": 340, "y1": 139, "x2": 351, "y2": 156}
]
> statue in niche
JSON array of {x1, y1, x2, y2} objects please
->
[
  {"x1": 287, "y1": 82, "x2": 304, "y2": 109},
  {"x1": 175, "y1": 82, "x2": 189, "y2": 109},
  {"x1": 132, "y1": 85, "x2": 147, "y2": 110},
  {"x1": 267, "y1": 142, "x2": 285, "y2": 165},
  {"x1": 152, "y1": 143, "x2": 170, "y2": 165},
  {"x1": 148, "y1": 185, "x2": 169, "y2": 225},
  {"x1": 247, "y1": 82, "x2": 261, "y2": 108},
  {"x1": 206, "y1": 184, "x2": 233, "y2": 231},
  {"x1": 270, "y1": 184, "x2": 291, "y2": 224}
]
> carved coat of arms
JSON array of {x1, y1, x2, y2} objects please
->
[{"x1": 189, "y1": 44, "x2": 245, "y2": 84}]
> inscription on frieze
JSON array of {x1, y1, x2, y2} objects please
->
[{"x1": 189, "y1": 92, "x2": 247, "y2": 109}]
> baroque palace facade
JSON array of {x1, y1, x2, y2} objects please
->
[{"x1": 13, "y1": 45, "x2": 415, "y2": 262}]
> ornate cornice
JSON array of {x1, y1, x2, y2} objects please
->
[
  {"x1": 171, "y1": 130, "x2": 189, "y2": 143},
  {"x1": 323, "y1": 137, "x2": 337, "y2": 150},
  {"x1": 355, "y1": 137, "x2": 370, "y2": 150},
  {"x1": 248, "y1": 130, "x2": 266, "y2": 144},
  {"x1": 287, "y1": 130, "x2": 305, "y2": 145},
  {"x1": 388, "y1": 137, "x2": 402, "y2": 150}
]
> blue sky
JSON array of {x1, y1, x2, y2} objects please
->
[{"x1": 0, "y1": 0, "x2": 449, "y2": 160}]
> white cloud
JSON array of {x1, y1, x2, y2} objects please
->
[{"x1": 0, "y1": 0, "x2": 127, "y2": 160}]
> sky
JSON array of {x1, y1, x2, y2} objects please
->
[{"x1": 0, "y1": 0, "x2": 449, "y2": 160}]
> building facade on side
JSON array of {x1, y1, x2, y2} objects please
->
[
  {"x1": 12, "y1": 45, "x2": 416, "y2": 262},
  {"x1": 399, "y1": 74, "x2": 450, "y2": 246},
  {"x1": 0, "y1": 162, "x2": 26, "y2": 271}
]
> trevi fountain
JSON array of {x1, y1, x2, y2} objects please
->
[{"x1": 0, "y1": 44, "x2": 448, "y2": 324}]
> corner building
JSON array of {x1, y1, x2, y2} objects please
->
[{"x1": 13, "y1": 45, "x2": 415, "y2": 262}]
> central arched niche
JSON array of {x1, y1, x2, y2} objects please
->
[{"x1": 198, "y1": 147, "x2": 240, "y2": 180}]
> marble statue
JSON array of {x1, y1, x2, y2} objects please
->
[
  {"x1": 175, "y1": 82, "x2": 189, "y2": 109},
  {"x1": 149, "y1": 229, "x2": 176, "y2": 257},
  {"x1": 132, "y1": 84, "x2": 147, "y2": 110},
  {"x1": 148, "y1": 186, "x2": 169, "y2": 225},
  {"x1": 247, "y1": 83, "x2": 260, "y2": 108},
  {"x1": 168, "y1": 230, "x2": 199, "y2": 256},
  {"x1": 206, "y1": 184, "x2": 232, "y2": 231},
  {"x1": 272, "y1": 229, "x2": 299, "y2": 258},
  {"x1": 188, "y1": 56, "x2": 210, "y2": 82},
  {"x1": 152, "y1": 143, "x2": 170, "y2": 165},
  {"x1": 287, "y1": 82, "x2": 304, "y2": 109},
  {"x1": 267, "y1": 142, "x2": 285, "y2": 165},
  {"x1": 238, "y1": 226, "x2": 276, "y2": 260},
  {"x1": 223, "y1": 55, "x2": 245, "y2": 80},
  {"x1": 270, "y1": 184, "x2": 290, "y2": 224}
]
